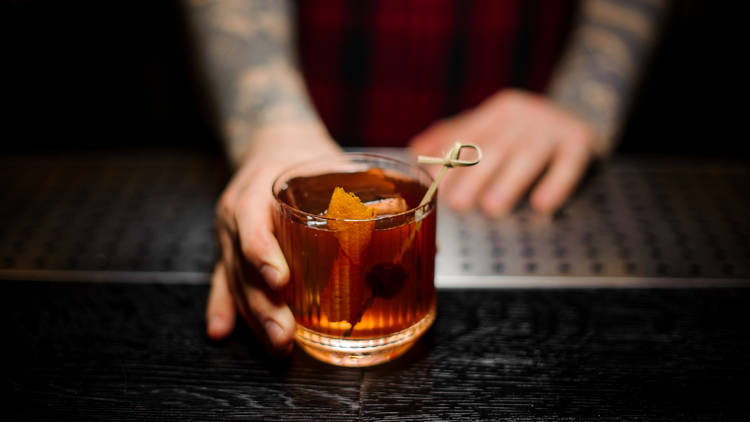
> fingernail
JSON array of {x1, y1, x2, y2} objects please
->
[
  {"x1": 208, "y1": 314, "x2": 227, "y2": 338},
  {"x1": 535, "y1": 186, "x2": 550, "y2": 201},
  {"x1": 481, "y1": 196, "x2": 509, "y2": 218},
  {"x1": 264, "y1": 319, "x2": 283, "y2": 344},
  {"x1": 532, "y1": 189, "x2": 551, "y2": 210},
  {"x1": 260, "y1": 264, "x2": 281, "y2": 289}
]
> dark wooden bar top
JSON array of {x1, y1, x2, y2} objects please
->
[
  {"x1": 2, "y1": 151, "x2": 749, "y2": 420},
  {"x1": 5, "y1": 281, "x2": 749, "y2": 420}
]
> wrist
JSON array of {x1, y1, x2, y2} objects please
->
[{"x1": 230, "y1": 121, "x2": 338, "y2": 170}]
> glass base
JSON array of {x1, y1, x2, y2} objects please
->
[{"x1": 294, "y1": 307, "x2": 436, "y2": 367}]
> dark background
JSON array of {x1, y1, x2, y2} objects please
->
[
  {"x1": 2, "y1": 0, "x2": 746, "y2": 156},
  {"x1": 2, "y1": 3, "x2": 749, "y2": 419}
]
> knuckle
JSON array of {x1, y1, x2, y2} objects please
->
[
  {"x1": 487, "y1": 91, "x2": 509, "y2": 107},
  {"x1": 234, "y1": 194, "x2": 252, "y2": 219},
  {"x1": 524, "y1": 135, "x2": 551, "y2": 153},
  {"x1": 239, "y1": 236, "x2": 259, "y2": 263},
  {"x1": 246, "y1": 287, "x2": 269, "y2": 318},
  {"x1": 505, "y1": 89, "x2": 523, "y2": 101},
  {"x1": 215, "y1": 191, "x2": 235, "y2": 221},
  {"x1": 499, "y1": 88, "x2": 524, "y2": 103},
  {"x1": 567, "y1": 124, "x2": 588, "y2": 141},
  {"x1": 494, "y1": 89, "x2": 512, "y2": 100},
  {"x1": 488, "y1": 90, "x2": 523, "y2": 114},
  {"x1": 566, "y1": 128, "x2": 594, "y2": 152},
  {"x1": 563, "y1": 118, "x2": 595, "y2": 142},
  {"x1": 427, "y1": 118, "x2": 451, "y2": 134},
  {"x1": 234, "y1": 185, "x2": 270, "y2": 221},
  {"x1": 240, "y1": 226, "x2": 272, "y2": 263}
]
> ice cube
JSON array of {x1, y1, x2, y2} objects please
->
[{"x1": 365, "y1": 197, "x2": 408, "y2": 215}]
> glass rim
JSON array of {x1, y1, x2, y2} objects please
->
[{"x1": 272, "y1": 152, "x2": 436, "y2": 223}]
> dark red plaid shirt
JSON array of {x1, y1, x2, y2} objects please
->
[{"x1": 297, "y1": 0, "x2": 576, "y2": 147}]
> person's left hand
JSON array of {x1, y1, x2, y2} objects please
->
[{"x1": 408, "y1": 89, "x2": 599, "y2": 217}]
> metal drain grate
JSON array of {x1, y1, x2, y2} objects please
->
[
  {"x1": 437, "y1": 158, "x2": 750, "y2": 286},
  {"x1": 1, "y1": 151, "x2": 748, "y2": 287},
  {"x1": 0, "y1": 151, "x2": 227, "y2": 275}
]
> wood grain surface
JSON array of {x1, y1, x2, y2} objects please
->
[{"x1": 3, "y1": 280, "x2": 748, "y2": 420}]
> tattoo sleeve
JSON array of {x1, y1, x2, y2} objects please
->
[
  {"x1": 186, "y1": 0, "x2": 320, "y2": 164},
  {"x1": 549, "y1": 0, "x2": 670, "y2": 155}
]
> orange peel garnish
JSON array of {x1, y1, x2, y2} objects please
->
[
  {"x1": 325, "y1": 186, "x2": 377, "y2": 220},
  {"x1": 324, "y1": 187, "x2": 376, "y2": 265},
  {"x1": 320, "y1": 187, "x2": 377, "y2": 325}
]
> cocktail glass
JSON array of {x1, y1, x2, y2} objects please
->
[{"x1": 272, "y1": 153, "x2": 436, "y2": 367}]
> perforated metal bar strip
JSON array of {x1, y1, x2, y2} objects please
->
[
  {"x1": 1, "y1": 151, "x2": 748, "y2": 287},
  {"x1": 436, "y1": 159, "x2": 750, "y2": 287},
  {"x1": 0, "y1": 152, "x2": 225, "y2": 279}
]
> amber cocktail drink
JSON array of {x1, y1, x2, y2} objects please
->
[{"x1": 273, "y1": 154, "x2": 436, "y2": 366}]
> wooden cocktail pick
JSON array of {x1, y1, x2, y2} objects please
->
[
  {"x1": 394, "y1": 142, "x2": 482, "y2": 263},
  {"x1": 347, "y1": 143, "x2": 481, "y2": 337},
  {"x1": 415, "y1": 142, "x2": 482, "y2": 220}
]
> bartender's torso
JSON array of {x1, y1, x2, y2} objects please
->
[{"x1": 297, "y1": 0, "x2": 577, "y2": 147}]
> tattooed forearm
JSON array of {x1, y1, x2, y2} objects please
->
[
  {"x1": 186, "y1": 0, "x2": 319, "y2": 163},
  {"x1": 549, "y1": 0, "x2": 669, "y2": 155}
]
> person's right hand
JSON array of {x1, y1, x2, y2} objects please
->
[{"x1": 206, "y1": 122, "x2": 340, "y2": 354}]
